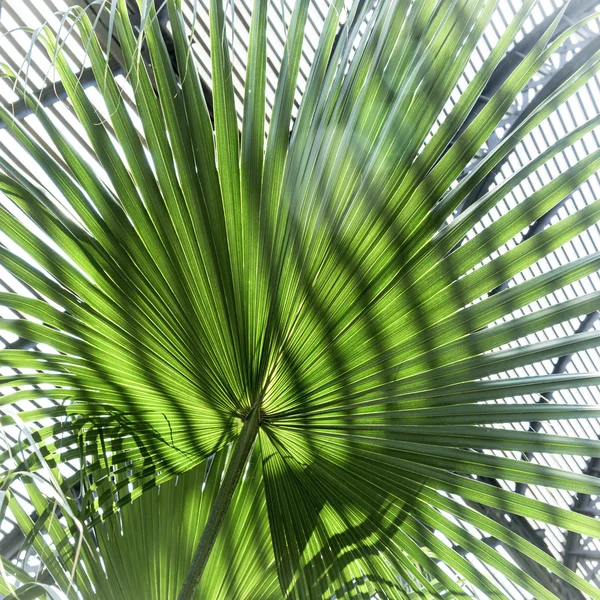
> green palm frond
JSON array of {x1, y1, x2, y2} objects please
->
[
  {"x1": 2, "y1": 443, "x2": 277, "y2": 600},
  {"x1": 1, "y1": 0, "x2": 600, "y2": 598}
]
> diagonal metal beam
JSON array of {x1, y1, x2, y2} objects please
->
[
  {"x1": 0, "y1": 60, "x2": 123, "y2": 129},
  {"x1": 446, "y1": 5, "x2": 600, "y2": 596},
  {"x1": 4, "y1": 0, "x2": 216, "y2": 121},
  {"x1": 564, "y1": 456, "x2": 600, "y2": 571},
  {"x1": 514, "y1": 311, "x2": 600, "y2": 496},
  {"x1": 464, "y1": 489, "x2": 586, "y2": 600},
  {"x1": 1, "y1": 1, "x2": 215, "y2": 123},
  {"x1": 456, "y1": 30, "x2": 600, "y2": 216},
  {"x1": 453, "y1": 0, "x2": 600, "y2": 145}
]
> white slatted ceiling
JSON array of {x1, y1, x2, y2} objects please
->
[{"x1": 1, "y1": 0, "x2": 600, "y2": 598}]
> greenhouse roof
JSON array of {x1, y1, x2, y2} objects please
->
[{"x1": 1, "y1": 0, "x2": 600, "y2": 598}]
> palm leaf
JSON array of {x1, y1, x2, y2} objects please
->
[
  {"x1": 2, "y1": 444, "x2": 277, "y2": 599},
  {"x1": 1, "y1": 0, "x2": 600, "y2": 598}
]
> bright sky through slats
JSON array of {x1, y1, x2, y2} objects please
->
[{"x1": 0, "y1": 0, "x2": 599, "y2": 598}]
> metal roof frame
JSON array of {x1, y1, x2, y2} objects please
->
[{"x1": 1, "y1": 1, "x2": 599, "y2": 598}]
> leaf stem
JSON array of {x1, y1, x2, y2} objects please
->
[{"x1": 177, "y1": 405, "x2": 261, "y2": 599}]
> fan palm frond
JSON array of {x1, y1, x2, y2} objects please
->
[{"x1": 1, "y1": 0, "x2": 600, "y2": 598}]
